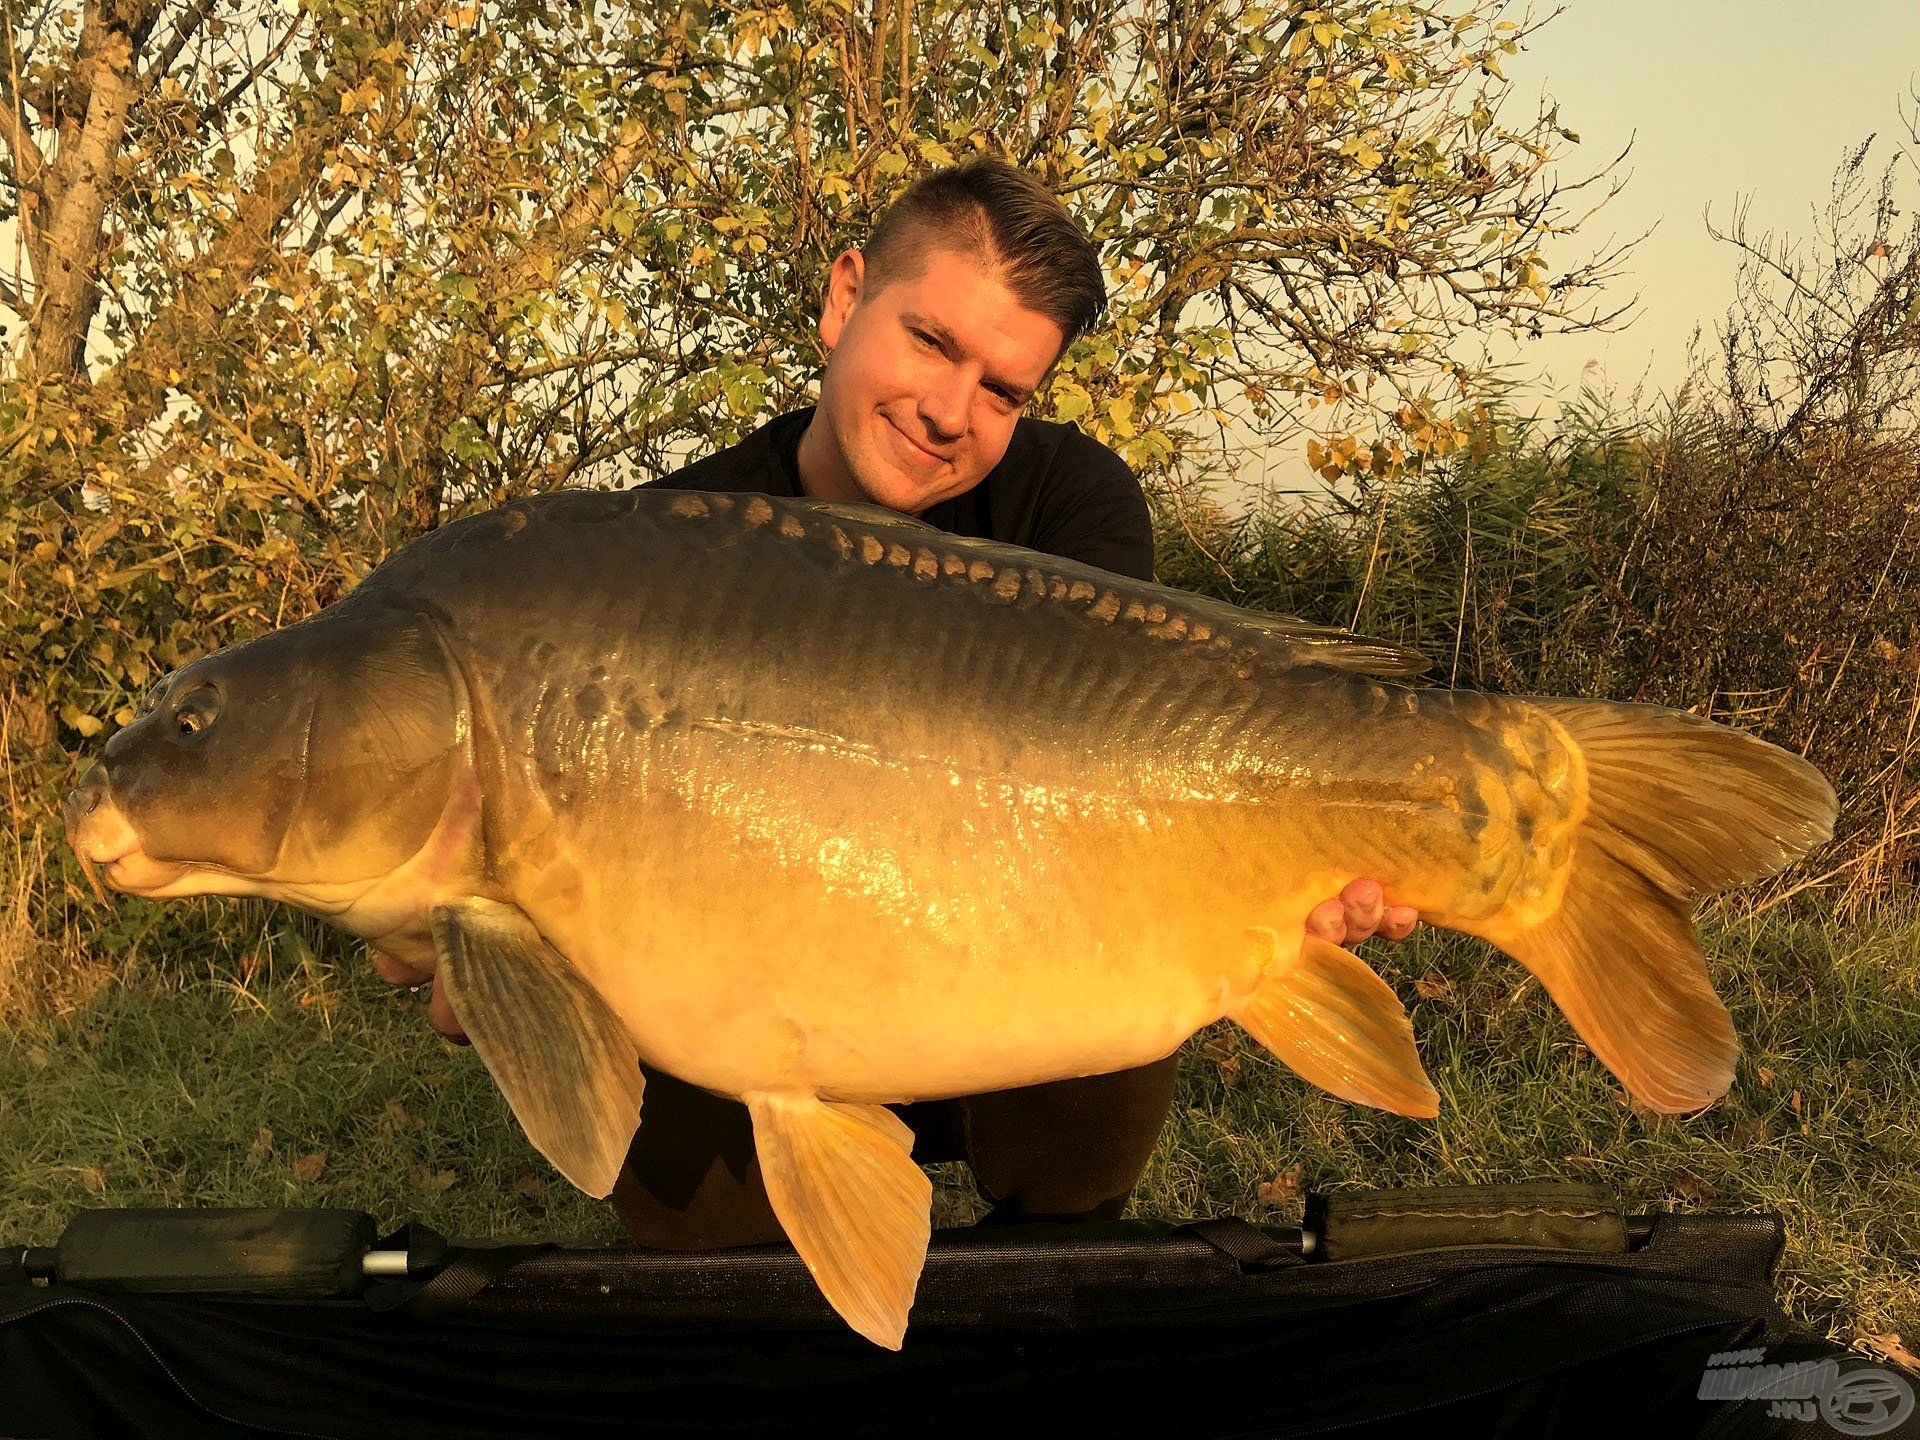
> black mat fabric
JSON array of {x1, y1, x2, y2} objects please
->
[{"x1": 0, "y1": 1213, "x2": 1909, "y2": 1439}]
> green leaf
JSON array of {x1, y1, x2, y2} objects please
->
[{"x1": 1052, "y1": 385, "x2": 1090, "y2": 422}]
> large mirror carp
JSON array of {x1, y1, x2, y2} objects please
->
[{"x1": 65, "y1": 489, "x2": 1836, "y2": 1347}]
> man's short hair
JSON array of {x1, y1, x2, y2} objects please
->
[{"x1": 860, "y1": 156, "x2": 1108, "y2": 356}]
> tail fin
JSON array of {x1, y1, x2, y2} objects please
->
[{"x1": 1481, "y1": 699, "x2": 1837, "y2": 1113}]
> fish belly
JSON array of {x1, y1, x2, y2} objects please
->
[{"x1": 516, "y1": 708, "x2": 1508, "y2": 1104}]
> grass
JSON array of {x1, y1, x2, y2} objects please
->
[{"x1": 1, "y1": 898, "x2": 1914, "y2": 1351}]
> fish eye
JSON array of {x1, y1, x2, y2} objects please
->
[{"x1": 173, "y1": 685, "x2": 221, "y2": 739}]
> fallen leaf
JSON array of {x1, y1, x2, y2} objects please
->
[
  {"x1": 1728, "y1": 1118, "x2": 1774, "y2": 1148},
  {"x1": 380, "y1": 1097, "x2": 417, "y2": 1133},
  {"x1": 1413, "y1": 974, "x2": 1455, "y2": 1005},
  {"x1": 249, "y1": 1126, "x2": 275, "y2": 1160},
  {"x1": 1855, "y1": 1332, "x2": 1920, "y2": 1375},
  {"x1": 1756, "y1": 1066, "x2": 1775, "y2": 1088},
  {"x1": 513, "y1": 1172, "x2": 546, "y2": 1202},
  {"x1": 1674, "y1": 1173, "x2": 1718, "y2": 1206},
  {"x1": 1200, "y1": 1032, "x2": 1243, "y2": 1088},
  {"x1": 290, "y1": 1151, "x2": 327, "y2": 1183},
  {"x1": 412, "y1": 1166, "x2": 457, "y2": 1192},
  {"x1": 79, "y1": 1165, "x2": 108, "y2": 1194},
  {"x1": 1257, "y1": 1165, "x2": 1304, "y2": 1206}
]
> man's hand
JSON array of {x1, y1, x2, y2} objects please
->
[
  {"x1": 372, "y1": 948, "x2": 470, "y2": 1045},
  {"x1": 1306, "y1": 878, "x2": 1418, "y2": 946}
]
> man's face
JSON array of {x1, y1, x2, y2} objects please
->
[{"x1": 802, "y1": 244, "x2": 1066, "y2": 513}]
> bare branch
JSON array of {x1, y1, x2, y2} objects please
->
[
  {"x1": 0, "y1": 22, "x2": 46, "y2": 199},
  {"x1": 143, "y1": 0, "x2": 219, "y2": 83},
  {"x1": 200, "y1": 12, "x2": 307, "y2": 126}
]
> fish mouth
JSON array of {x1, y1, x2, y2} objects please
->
[
  {"x1": 96, "y1": 850, "x2": 200, "y2": 898},
  {"x1": 78, "y1": 836, "x2": 200, "y2": 899},
  {"x1": 64, "y1": 776, "x2": 203, "y2": 899}
]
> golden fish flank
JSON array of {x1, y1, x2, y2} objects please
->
[{"x1": 62, "y1": 488, "x2": 1837, "y2": 1351}]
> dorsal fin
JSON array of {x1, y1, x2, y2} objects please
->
[{"x1": 774, "y1": 495, "x2": 1432, "y2": 680}]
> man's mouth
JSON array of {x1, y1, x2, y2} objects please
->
[{"x1": 887, "y1": 417, "x2": 950, "y2": 467}]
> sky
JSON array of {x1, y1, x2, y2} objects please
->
[{"x1": 1488, "y1": 0, "x2": 1920, "y2": 409}]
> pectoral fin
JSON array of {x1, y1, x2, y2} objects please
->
[
  {"x1": 430, "y1": 899, "x2": 645, "y2": 1197},
  {"x1": 1232, "y1": 930, "x2": 1440, "y2": 1118},
  {"x1": 745, "y1": 1092, "x2": 932, "y2": 1350}
]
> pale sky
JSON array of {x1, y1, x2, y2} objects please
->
[{"x1": 1494, "y1": 0, "x2": 1920, "y2": 408}]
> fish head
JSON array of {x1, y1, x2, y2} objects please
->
[{"x1": 64, "y1": 605, "x2": 467, "y2": 907}]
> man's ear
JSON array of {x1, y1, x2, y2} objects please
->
[{"x1": 819, "y1": 248, "x2": 865, "y2": 350}]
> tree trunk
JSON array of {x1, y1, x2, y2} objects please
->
[{"x1": 24, "y1": 28, "x2": 137, "y2": 384}]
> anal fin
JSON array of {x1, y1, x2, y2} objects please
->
[
  {"x1": 1232, "y1": 931, "x2": 1440, "y2": 1118},
  {"x1": 746, "y1": 1092, "x2": 932, "y2": 1350},
  {"x1": 430, "y1": 899, "x2": 645, "y2": 1197}
]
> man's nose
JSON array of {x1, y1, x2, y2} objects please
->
[{"x1": 918, "y1": 373, "x2": 971, "y2": 442}]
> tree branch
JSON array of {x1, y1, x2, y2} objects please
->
[
  {"x1": 142, "y1": 0, "x2": 219, "y2": 83},
  {"x1": 200, "y1": 12, "x2": 307, "y2": 128},
  {"x1": 0, "y1": 21, "x2": 50, "y2": 287}
]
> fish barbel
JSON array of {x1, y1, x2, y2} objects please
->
[{"x1": 64, "y1": 489, "x2": 1837, "y2": 1347}]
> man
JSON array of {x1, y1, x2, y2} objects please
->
[{"x1": 379, "y1": 156, "x2": 1418, "y2": 1246}]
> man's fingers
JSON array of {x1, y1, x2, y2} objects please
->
[
  {"x1": 373, "y1": 950, "x2": 430, "y2": 987},
  {"x1": 428, "y1": 980, "x2": 471, "y2": 1045},
  {"x1": 371, "y1": 947, "x2": 469, "y2": 1045},
  {"x1": 1379, "y1": 906, "x2": 1419, "y2": 942},
  {"x1": 1305, "y1": 897, "x2": 1347, "y2": 944},
  {"x1": 1340, "y1": 878, "x2": 1384, "y2": 941}
]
